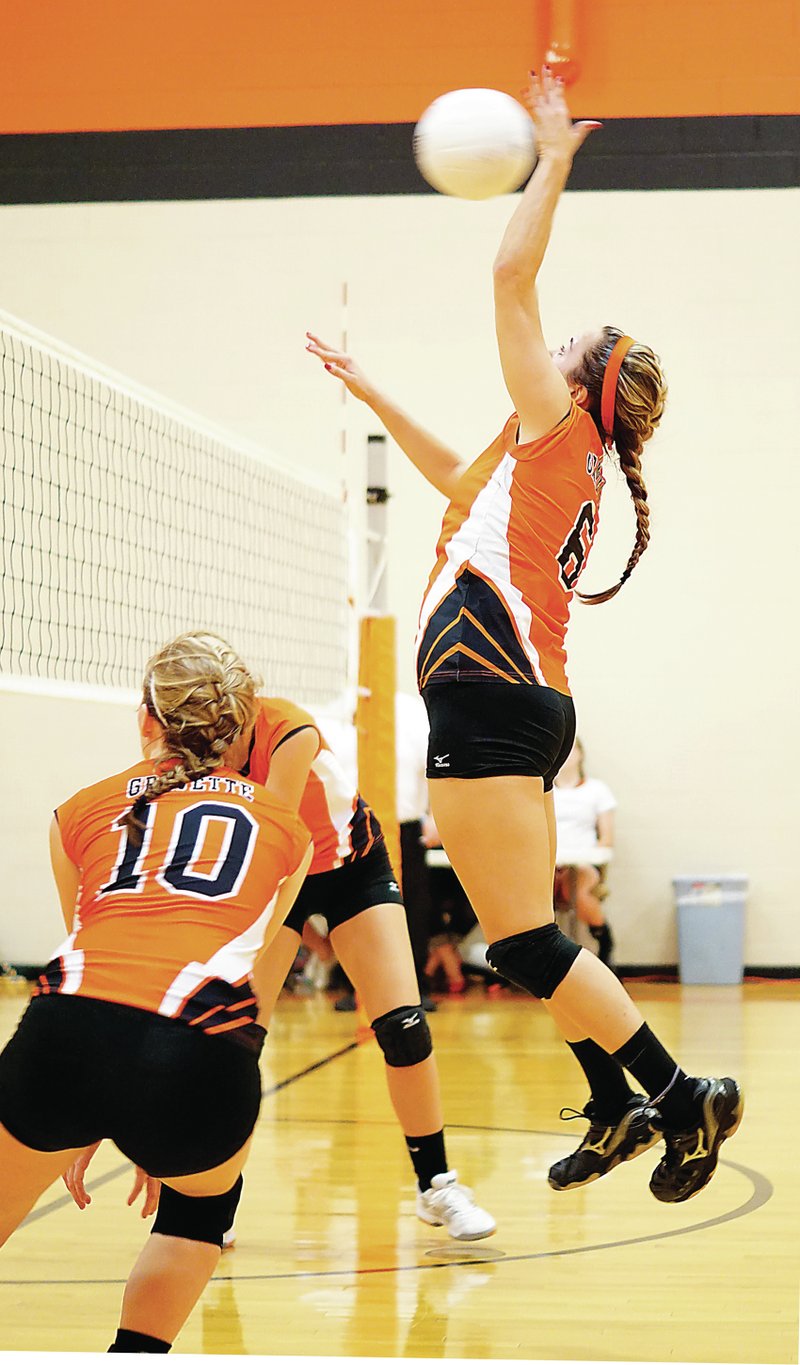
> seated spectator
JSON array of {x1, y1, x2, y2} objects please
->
[{"x1": 552, "y1": 738, "x2": 616, "y2": 966}]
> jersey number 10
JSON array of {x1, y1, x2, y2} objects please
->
[{"x1": 100, "y1": 800, "x2": 258, "y2": 901}]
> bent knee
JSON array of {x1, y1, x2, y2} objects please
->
[
  {"x1": 372, "y1": 1005, "x2": 433, "y2": 1067},
  {"x1": 153, "y1": 1175, "x2": 243, "y2": 1247},
  {"x1": 486, "y1": 923, "x2": 581, "y2": 999}
]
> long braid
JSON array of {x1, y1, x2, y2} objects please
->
[
  {"x1": 576, "y1": 441, "x2": 650, "y2": 605},
  {"x1": 572, "y1": 326, "x2": 666, "y2": 605}
]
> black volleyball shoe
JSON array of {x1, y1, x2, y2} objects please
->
[
  {"x1": 548, "y1": 1094, "x2": 663, "y2": 1191},
  {"x1": 649, "y1": 1076, "x2": 744, "y2": 1204}
]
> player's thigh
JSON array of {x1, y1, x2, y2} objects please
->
[
  {"x1": 428, "y1": 774, "x2": 555, "y2": 942},
  {"x1": 0, "y1": 1123, "x2": 85, "y2": 1243},
  {"x1": 331, "y1": 903, "x2": 421, "y2": 1019}
]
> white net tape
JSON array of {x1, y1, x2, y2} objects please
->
[{"x1": 0, "y1": 314, "x2": 348, "y2": 703}]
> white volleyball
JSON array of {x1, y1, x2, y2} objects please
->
[{"x1": 413, "y1": 87, "x2": 537, "y2": 200}]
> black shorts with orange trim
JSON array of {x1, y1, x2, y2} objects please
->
[
  {"x1": 422, "y1": 680, "x2": 576, "y2": 790},
  {"x1": 283, "y1": 839, "x2": 403, "y2": 935},
  {"x1": 0, "y1": 993, "x2": 262, "y2": 1176}
]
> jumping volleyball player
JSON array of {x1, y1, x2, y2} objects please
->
[
  {"x1": 0, "y1": 633, "x2": 312, "y2": 1352},
  {"x1": 308, "y1": 69, "x2": 743, "y2": 1200}
]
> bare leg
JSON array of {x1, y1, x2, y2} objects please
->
[
  {"x1": 538, "y1": 790, "x2": 637, "y2": 1120},
  {"x1": 429, "y1": 776, "x2": 643, "y2": 1052},
  {"x1": 332, "y1": 904, "x2": 444, "y2": 1136},
  {"x1": 0, "y1": 1123, "x2": 85, "y2": 1245},
  {"x1": 429, "y1": 775, "x2": 741, "y2": 1199},
  {"x1": 117, "y1": 1142, "x2": 251, "y2": 1344},
  {"x1": 332, "y1": 901, "x2": 495, "y2": 1237},
  {"x1": 541, "y1": 790, "x2": 585, "y2": 1043}
]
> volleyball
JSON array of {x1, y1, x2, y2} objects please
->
[{"x1": 413, "y1": 88, "x2": 536, "y2": 200}]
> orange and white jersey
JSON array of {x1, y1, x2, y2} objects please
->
[
  {"x1": 416, "y1": 405, "x2": 606, "y2": 696},
  {"x1": 36, "y1": 762, "x2": 310, "y2": 1048},
  {"x1": 244, "y1": 697, "x2": 383, "y2": 875}
]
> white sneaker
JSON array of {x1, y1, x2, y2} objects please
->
[
  {"x1": 415, "y1": 1170, "x2": 496, "y2": 1241},
  {"x1": 221, "y1": 1222, "x2": 236, "y2": 1251}
]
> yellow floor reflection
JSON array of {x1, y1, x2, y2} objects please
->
[{"x1": 0, "y1": 983, "x2": 796, "y2": 1361}]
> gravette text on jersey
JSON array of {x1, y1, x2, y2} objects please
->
[{"x1": 126, "y1": 775, "x2": 256, "y2": 801}]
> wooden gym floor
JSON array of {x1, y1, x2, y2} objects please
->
[{"x1": 0, "y1": 980, "x2": 797, "y2": 1362}]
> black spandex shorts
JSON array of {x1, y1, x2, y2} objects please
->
[
  {"x1": 422, "y1": 681, "x2": 576, "y2": 790},
  {"x1": 283, "y1": 839, "x2": 403, "y2": 935},
  {"x1": 0, "y1": 993, "x2": 262, "y2": 1177}
]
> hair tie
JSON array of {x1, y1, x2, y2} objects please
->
[{"x1": 600, "y1": 335, "x2": 635, "y2": 445}]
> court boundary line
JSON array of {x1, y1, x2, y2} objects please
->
[
  {"x1": 3, "y1": 1155, "x2": 772, "y2": 1288},
  {"x1": 9, "y1": 1036, "x2": 772, "y2": 1288}
]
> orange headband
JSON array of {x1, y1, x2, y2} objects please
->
[{"x1": 600, "y1": 335, "x2": 635, "y2": 444}]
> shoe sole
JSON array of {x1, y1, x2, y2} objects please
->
[
  {"x1": 548, "y1": 1110, "x2": 663, "y2": 1192},
  {"x1": 651, "y1": 1081, "x2": 745, "y2": 1204}
]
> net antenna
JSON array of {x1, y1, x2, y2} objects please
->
[
  {"x1": 339, "y1": 279, "x2": 362, "y2": 698},
  {"x1": 365, "y1": 434, "x2": 389, "y2": 612},
  {"x1": 0, "y1": 309, "x2": 349, "y2": 707}
]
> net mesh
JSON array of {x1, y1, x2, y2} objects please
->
[{"x1": 0, "y1": 315, "x2": 348, "y2": 702}]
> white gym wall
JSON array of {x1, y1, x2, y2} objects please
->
[{"x1": 0, "y1": 185, "x2": 797, "y2": 967}]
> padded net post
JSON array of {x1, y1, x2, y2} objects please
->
[{"x1": 356, "y1": 612, "x2": 400, "y2": 880}]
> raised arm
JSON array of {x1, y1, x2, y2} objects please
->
[
  {"x1": 493, "y1": 70, "x2": 600, "y2": 442},
  {"x1": 306, "y1": 332, "x2": 466, "y2": 499}
]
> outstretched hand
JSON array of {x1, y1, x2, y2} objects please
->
[
  {"x1": 305, "y1": 333, "x2": 375, "y2": 404},
  {"x1": 521, "y1": 67, "x2": 601, "y2": 161}
]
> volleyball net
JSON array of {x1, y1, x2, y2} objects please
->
[{"x1": 0, "y1": 311, "x2": 349, "y2": 704}]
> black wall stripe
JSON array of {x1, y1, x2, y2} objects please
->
[{"x1": 0, "y1": 115, "x2": 797, "y2": 204}]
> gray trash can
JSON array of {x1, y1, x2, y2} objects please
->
[{"x1": 673, "y1": 875, "x2": 747, "y2": 985}]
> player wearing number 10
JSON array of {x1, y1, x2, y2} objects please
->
[
  {"x1": 0, "y1": 632, "x2": 312, "y2": 1352},
  {"x1": 309, "y1": 70, "x2": 743, "y2": 1202}
]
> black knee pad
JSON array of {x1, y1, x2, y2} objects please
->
[
  {"x1": 486, "y1": 923, "x2": 581, "y2": 999},
  {"x1": 152, "y1": 1174, "x2": 243, "y2": 1247},
  {"x1": 371, "y1": 1005, "x2": 433, "y2": 1067}
]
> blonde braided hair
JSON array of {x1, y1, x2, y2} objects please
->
[{"x1": 125, "y1": 631, "x2": 260, "y2": 839}]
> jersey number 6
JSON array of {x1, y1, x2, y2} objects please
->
[
  {"x1": 100, "y1": 800, "x2": 258, "y2": 901},
  {"x1": 557, "y1": 501, "x2": 596, "y2": 590}
]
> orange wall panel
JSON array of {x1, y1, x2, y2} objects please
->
[{"x1": 0, "y1": 0, "x2": 797, "y2": 134}]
